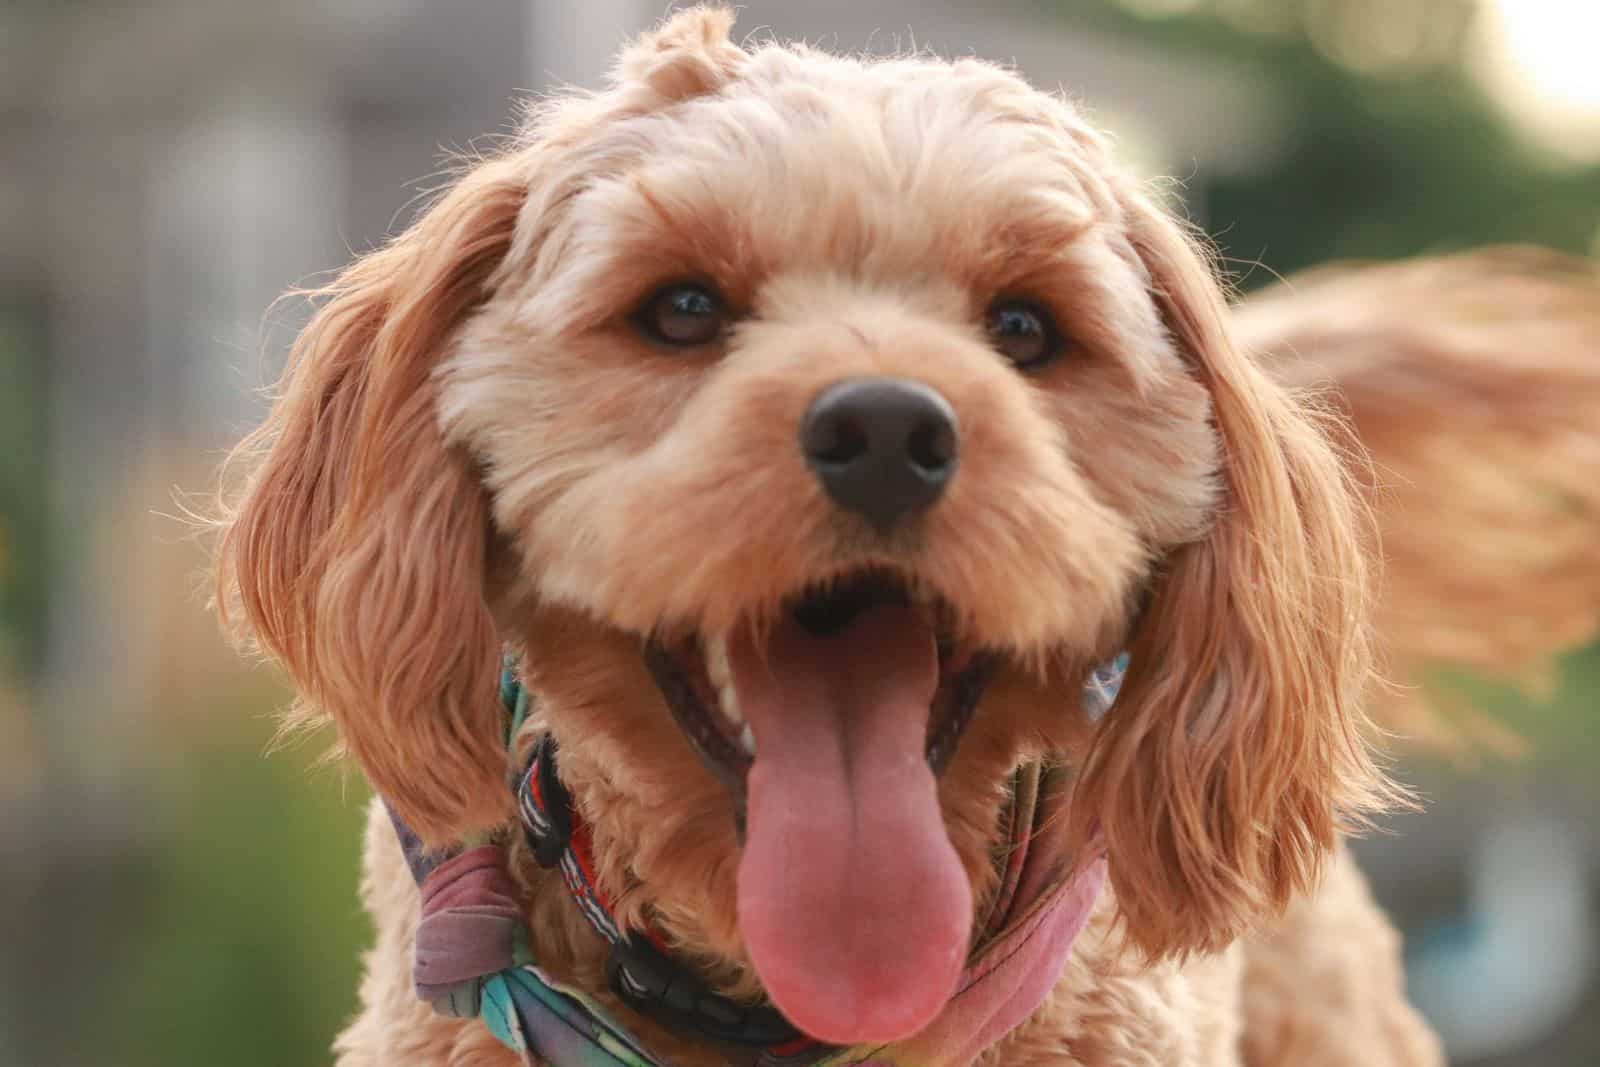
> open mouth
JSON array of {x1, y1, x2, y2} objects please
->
[
  {"x1": 641, "y1": 569, "x2": 999, "y2": 1045},
  {"x1": 643, "y1": 568, "x2": 997, "y2": 805}
]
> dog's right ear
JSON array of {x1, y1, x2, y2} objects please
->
[
  {"x1": 217, "y1": 153, "x2": 530, "y2": 845},
  {"x1": 1065, "y1": 188, "x2": 1392, "y2": 959}
]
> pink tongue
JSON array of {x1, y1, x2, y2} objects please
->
[{"x1": 730, "y1": 604, "x2": 971, "y2": 1045}]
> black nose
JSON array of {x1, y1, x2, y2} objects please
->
[{"x1": 799, "y1": 377, "x2": 959, "y2": 533}]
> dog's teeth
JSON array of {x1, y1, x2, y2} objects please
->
[
  {"x1": 719, "y1": 681, "x2": 743, "y2": 726},
  {"x1": 704, "y1": 634, "x2": 744, "y2": 727},
  {"x1": 739, "y1": 724, "x2": 756, "y2": 756},
  {"x1": 705, "y1": 635, "x2": 731, "y2": 691}
]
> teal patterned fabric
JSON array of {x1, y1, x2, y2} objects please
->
[{"x1": 481, "y1": 967, "x2": 663, "y2": 1066}]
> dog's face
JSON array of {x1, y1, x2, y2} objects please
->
[{"x1": 219, "y1": 6, "x2": 1385, "y2": 1047}]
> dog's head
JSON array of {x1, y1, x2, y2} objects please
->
[{"x1": 218, "y1": 6, "x2": 1387, "y2": 1045}]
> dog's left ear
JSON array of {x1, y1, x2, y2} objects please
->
[
  {"x1": 217, "y1": 153, "x2": 532, "y2": 845},
  {"x1": 1069, "y1": 189, "x2": 1392, "y2": 958}
]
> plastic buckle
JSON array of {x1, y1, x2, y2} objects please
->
[{"x1": 605, "y1": 936, "x2": 800, "y2": 1048}]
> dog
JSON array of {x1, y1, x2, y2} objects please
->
[{"x1": 213, "y1": 8, "x2": 1600, "y2": 1065}]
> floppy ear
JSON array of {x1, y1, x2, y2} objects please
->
[
  {"x1": 1069, "y1": 191, "x2": 1393, "y2": 958},
  {"x1": 1237, "y1": 248, "x2": 1600, "y2": 751},
  {"x1": 216, "y1": 153, "x2": 530, "y2": 845}
]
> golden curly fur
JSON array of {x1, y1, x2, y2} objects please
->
[{"x1": 212, "y1": 7, "x2": 1600, "y2": 1065}]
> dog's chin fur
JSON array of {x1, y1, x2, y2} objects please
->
[{"x1": 205, "y1": 6, "x2": 1488, "y2": 1064}]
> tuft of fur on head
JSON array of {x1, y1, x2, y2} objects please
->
[
  {"x1": 214, "y1": 3, "x2": 1396, "y2": 973},
  {"x1": 615, "y1": 4, "x2": 744, "y2": 103},
  {"x1": 1238, "y1": 247, "x2": 1600, "y2": 752}
]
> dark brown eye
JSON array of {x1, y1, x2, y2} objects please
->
[
  {"x1": 985, "y1": 299, "x2": 1063, "y2": 369},
  {"x1": 635, "y1": 282, "x2": 728, "y2": 347}
]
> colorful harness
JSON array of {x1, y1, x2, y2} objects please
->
[{"x1": 388, "y1": 654, "x2": 1127, "y2": 1066}]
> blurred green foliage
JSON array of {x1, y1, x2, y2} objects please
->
[
  {"x1": 0, "y1": 305, "x2": 50, "y2": 680},
  {"x1": 1054, "y1": 0, "x2": 1600, "y2": 284},
  {"x1": 1427, "y1": 649, "x2": 1600, "y2": 773},
  {"x1": 117, "y1": 707, "x2": 371, "y2": 1067}
]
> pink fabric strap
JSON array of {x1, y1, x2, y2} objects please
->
[
  {"x1": 911, "y1": 857, "x2": 1106, "y2": 1064},
  {"x1": 413, "y1": 845, "x2": 525, "y2": 1005}
]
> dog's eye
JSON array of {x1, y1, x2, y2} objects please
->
[
  {"x1": 636, "y1": 283, "x2": 728, "y2": 347},
  {"x1": 985, "y1": 299, "x2": 1063, "y2": 369}
]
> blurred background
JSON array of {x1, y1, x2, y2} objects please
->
[{"x1": 2, "y1": 1, "x2": 1597, "y2": 1064}]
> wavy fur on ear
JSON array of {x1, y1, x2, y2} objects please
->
[
  {"x1": 1068, "y1": 190, "x2": 1394, "y2": 959},
  {"x1": 215, "y1": 154, "x2": 531, "y2": 845},
  {"x1": 1237, "y1": 248, "x2": 1600, "y2": 750}
]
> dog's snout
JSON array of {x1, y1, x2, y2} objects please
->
[{"x1": 800, "y1": 377, "x2": 959, "y2": 533}]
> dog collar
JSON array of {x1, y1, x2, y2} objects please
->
[{"x1": 388, "y1": 653, "x2": 1126, "y2": 1066}]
